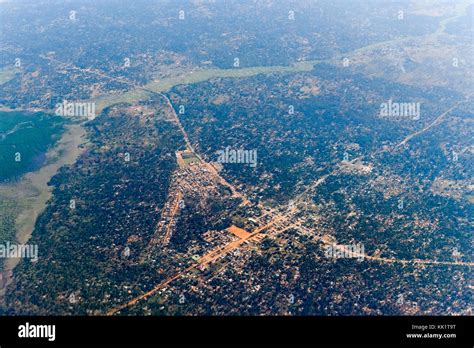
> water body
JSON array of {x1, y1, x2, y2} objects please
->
[
  {"x1": 0, "y1": 123, "x2": 86, "y2": 298},
  {"x1": 0, "y1": 111, "x2": 65, "y2": 182}
]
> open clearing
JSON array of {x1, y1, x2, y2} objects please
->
[{"x1": 0, "y1": 123, "x2": 87, "y2": 295}]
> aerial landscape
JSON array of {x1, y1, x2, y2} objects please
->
[{"x1": 0, "y1": 0, "x2": 472, "y2": 319}]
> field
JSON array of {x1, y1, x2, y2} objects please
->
[
  {"x1": 0, "y1": 67, "x2": 21, "y2": 86},
  {"x1": 144, "y1": 60, "x2": 321, "y2": 93},
  {"x1": 91, "y1": 60, "x2": 323, "y2": 114}
]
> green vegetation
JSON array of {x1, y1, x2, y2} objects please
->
[
  {"x1": 0, "y1": 67, "x2": 21, "y2": 85},
  {"x1": 0, "y1": 111, "x2": 65, "y2": 182},
  {"x1": 0, "y1": 200, "x2": 18, "y2": 271},
  {"x1": 92, "y1": 61, "x2": 323, "y2": 114},
  {"x1": 145, "y1": 61, "x2": 321, "y2": 93},
  {"x1": 6, "y1": 101, "x2": 186, "y2": 314},
  {"x1": 1, "y1": 0, "x2": 471, "y2": 316},
  {"x1": 94, "y1": 89, "x2": 152, "y2": 114}
]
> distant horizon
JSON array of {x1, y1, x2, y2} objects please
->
[{"x1": 0, "y1": 0, "x2": 472, "y2": 345}]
